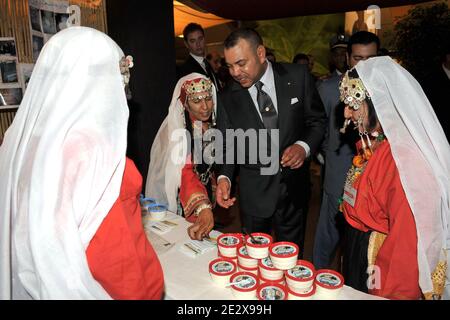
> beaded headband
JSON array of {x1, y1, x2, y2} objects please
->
[
  {"x1": 180, "y1": 78, "x2": 213, "y2": 104},
  {"x1": 339, "y1": 71, "x2": 370, "y2": 110},
  {"x1": 120, "y1": 55, "x2": 134, "y2": 85}
]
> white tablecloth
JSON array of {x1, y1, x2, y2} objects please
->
[{"x1": 145, "y1": 212, "x2": 384, "y2": 300}]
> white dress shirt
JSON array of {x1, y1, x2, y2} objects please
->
[{"x1": 248, "y1": 61, "x2": 310, "y2": 157}]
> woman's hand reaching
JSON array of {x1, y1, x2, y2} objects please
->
[{"x1": 187, "y1": 208, "x2": 214, "y2": 240}]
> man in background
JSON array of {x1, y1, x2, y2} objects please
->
[
  {"x1": 313, "y1": 31, "x2": 380, "y2": 269},
  {"x1": 177, "y1": 23, "x2": 219, "y2": 90}
]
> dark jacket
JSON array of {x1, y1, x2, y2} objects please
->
[{"x1": 217, "y1": 62, "x2": 326, "y2": 217}]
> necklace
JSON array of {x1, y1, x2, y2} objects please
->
[
  {"x1": 339, "y1": 133, "x2": 386, "y2": 211},
  {"x1": 192, "y1": 120, "x2": 215, "y2": 186}
]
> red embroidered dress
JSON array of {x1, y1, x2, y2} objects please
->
[{"x1": 342, "y1": 141, "x2": 421, "y2": 299}]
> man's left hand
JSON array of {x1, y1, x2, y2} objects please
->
[{"x1": 281, "y1": 144, "x2": 306, "y2": 169}]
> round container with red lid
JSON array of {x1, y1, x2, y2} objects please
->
[
  {"x1": 314, "y1": 269, "x2": 344, "y2": 299},
  {"x1": 237, "y1": 262, "x2": 258, "y2": 276},
  {"x1": 258, "y1": 256, "x2": 284, "y2": 281},
  {"x1": 229, "y1": 272, "x2": 259, "y2": 300},
  {"x1": 259, "y1": 274, "x2": 285, "y2": 286},
  {"x1": 209, "y1": 257, "x2": 237, "y2": 287},
  {"x1": 237, "y1": 244, "x2": 259, "y2": 268},
  {"x1": 287, "y1": 283, "x2": 316, "y2": 300},
  {"x1": 218, "y1": 250, "x2": 238, "y2": 264},
  {"x1": 285, "y1": 259, "x2": 315, "y2": 293},
  {"x1": 217, "y1": 233, "x2": 242, "y2": 258},
  {"x1": 269, "y1": 241, "x2": 299, "y2": 270},
  {"x1": 244, "y1": 233, "x2": 273, "y2": 259},
  {"x1": 257, "y1": 283, "x2": 288, "y2": 300}
]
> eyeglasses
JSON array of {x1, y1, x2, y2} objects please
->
[{"x1": 188, "y1": 94, "x2": 213, "y2": 104}]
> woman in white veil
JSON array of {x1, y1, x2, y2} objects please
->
[
  {"x1": 339, "y1": 56, "x2": 449, "y2": 299},
  {"x1": 146, "y1": 73, "x2": 218, "y2": 241},
  {"x1": 0, "y1": 27, "x2": 163, "y2": 299}
]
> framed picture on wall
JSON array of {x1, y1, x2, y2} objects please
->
[
  {"x1": 0, "y1": 87, "x2": 23, "y2": 109},
  {"x1": 0, "y1": 38, "x2": 16, "y2": 57},
  {"x1": 0, "y1": 60, "x2": 19, "y2": 84}
]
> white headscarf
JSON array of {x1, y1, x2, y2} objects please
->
[
  {"x1": 355, "y1": 56, "x2": 450, "y2": 297},
  {"x1": 145, "y1": 73, "x2": 217, "y2": 213},
  {"x1": 0, "y1": 27, "x2": 129, "y2": 299}
]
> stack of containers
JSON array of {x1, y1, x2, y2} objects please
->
[
  {"x1": 258, "y1": 256, "x2": 284, "y2": 282},
  {"x1": 217, "y1": 233, "x2": 242, "y2": 265},
  {"x1": 236, "y1": 244, "x2": 259, "y2": 276},
  {"x1": 285, "y1": 260, "x2": 316, "y2": 300},
  {"x1": 211, "y1": 232, "x2": 343, "y2": 301}
]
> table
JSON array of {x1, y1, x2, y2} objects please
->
[{"x1": 144, "y1": 212, "x2": 384, "y2": 300}]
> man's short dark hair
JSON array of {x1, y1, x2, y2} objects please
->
[
  {"x1": 293, "y1": 53, "x2": 309, "y2": 64},
  {"x1": 348, "y1": 31, "x2": 380, "y2": 55},
  {"x1": 183, "y1": 23, "x2": 204, "y2": 40},
  {"x1": 223, "y1": 28, "x2": 263, "y2": 51}
]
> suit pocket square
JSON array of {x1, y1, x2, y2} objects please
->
[{"x1": 291, "y1": 97, "x2": 299, "y2": 105}]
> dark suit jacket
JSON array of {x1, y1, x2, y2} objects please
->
[
  {"x1": 177, "y1": 55, "x2": 207, "y2": 79},
  {"x1": 217, "y1": 63, "x2": 326, "y2": 218}
]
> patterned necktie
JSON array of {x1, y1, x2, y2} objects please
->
[{"x1": 255, "y1": 81, "x2": 278, "y2": 129}]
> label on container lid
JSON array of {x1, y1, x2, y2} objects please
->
[
  {"x1": 273, "y1": 244, "x2": 296, "y2": 256},
  {"x1": 209, "y1": 258, "x2": 236, "y2": 276},
  {"x1": 261, "y1": 256, "x2": 275, "y2": 268},
  {"x1": 231, "y1": 274, "x2": 257, "y2": 290},
  {"x1": 258, "y1": 284, "x2": 286, "y2": 300},
  {"x1": 219, "y1": 235, "x2": 240, "y2": 246},
  {"x1": 287, "y1": 265, "x2": 313, "y2": 279},
  {"x1": 317, "y1": 272, "x2": 342, "y2": 287},
  {"x1": 238, "y1": 245, "x2": 249, "y2": 256},
  {"x1": 252, "y1": 236, "x2": 270, "y2": 244}
]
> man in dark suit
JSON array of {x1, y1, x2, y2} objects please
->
[
  {"x1": 177, "y1": 23, "x2": 220, "y2": 90},
  {"x1": 215, "y1": 28, "x2": 326, "y2": 253}
]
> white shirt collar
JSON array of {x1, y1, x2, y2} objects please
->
[
  {"x1": 190, "y1": 53, "x2": 206, "y2": 67},
  {"x1": 251, "y1": 60, "x2": 274, "y2": 90},
  {"x1": 442, "y1": 63, "x2": 450, "y2": 80}
]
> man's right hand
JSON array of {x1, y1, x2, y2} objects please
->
[{"x1": 216, "y1": 177, "x2": 236, "y2": 209}]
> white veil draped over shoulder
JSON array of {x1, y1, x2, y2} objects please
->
[
  {"x1": 0, "y1": 27, "x2": 129, "y2": 299},
  {"x1": 145, "y1": 73, "x2": 217, "y2": 214},
  {"x1": 356, "y1": 57, "x2": 450, "y2": 297}
]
